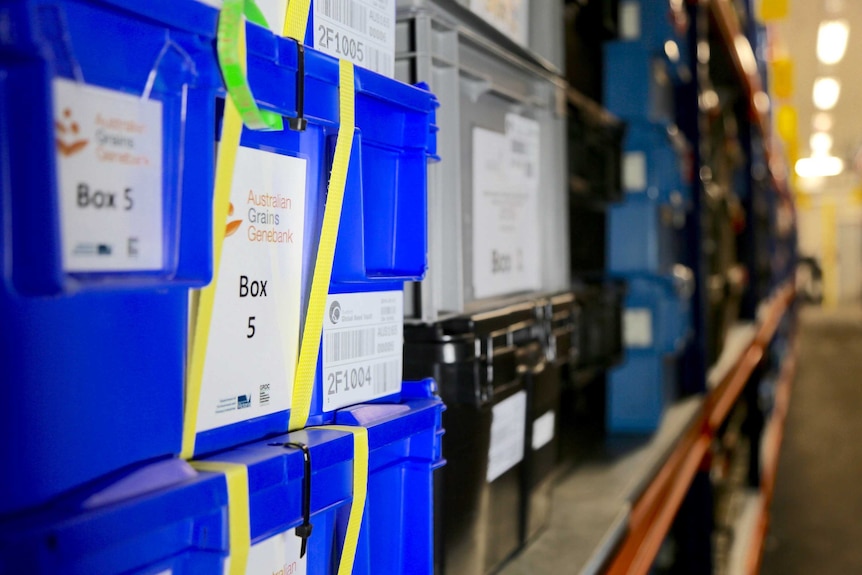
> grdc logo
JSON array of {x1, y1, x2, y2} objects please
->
[{"x1": 329, "y1": 301, "x2": 342, "y2": 324}]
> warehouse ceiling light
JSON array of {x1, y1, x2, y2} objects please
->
[
  {"x1": 813, "y1": 112, "x2": 833, "y2": 131},
  {"x1": 817, "y1": 20, "x2": 850, "y2": 64},
  {"x1": 810, "y1": 132, "x2": 833, "y2": 155},
  {"x1": 812, "y1": 77, "x2": 841, "y2": 110},
  {"x1": 795, "y1": 155, "x2": 844, "y2": 178}
]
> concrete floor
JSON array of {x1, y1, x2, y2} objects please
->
[{"x1": 761, "y1": 306, "x2": 862, "y2": 574}]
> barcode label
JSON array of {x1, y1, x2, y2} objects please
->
[
  {"x1": 363, "y1": 44, "x2": 392, "y2": 78},
  {"x1": 318, "y1": 0, "x2": 368, "y2": 34},
  {"x1": 373, "y1": 360, "x2": 401, "y2": 395},
  {"x1": 325, "y1": 327, "x2": 376, "y2": 363},
  {"x1": 313, "y1": 0, "x2": 394, "y2": 77},
  {"x1": 323, "y1": 291, "x2": 403, "y2": 411}
]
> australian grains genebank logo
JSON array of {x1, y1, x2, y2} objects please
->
[
  {"x1": 225, "y1": 202, "x2": 243, "y2": 237},
  {"x1": 55, "y1": 107, "x2": 89, "y2": 157},
  {"x1": 223, "y1": 189, "x2": 295, "y2": 244}
]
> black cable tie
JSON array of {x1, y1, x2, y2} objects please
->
[
  {"x1": 288, "y1": 43, "x2": 308, "y2": 132},
  {"x1": 283, "y1": 441, "x2": 313, "y2": 557}
]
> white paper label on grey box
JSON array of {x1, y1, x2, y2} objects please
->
[
  {"x1": 532, "y1": 410, "x2": 556, "y2": 451},
  {"x1": 624, "y1": 308, "x2": 653, "y2": 348},
  {"x1": 197, "y1": 146, "x2": 307, "y2": 432},
  {"x1": 487, "y1": 390, "x2": 527, "y2": 482},
  {"x1": 472, "y1": 114, "x2": 542, "y2": 299},
  {"x1": 53, "y1": 78, "x2": 164, "y2": 273},
  {"x1": 323, "y1": 290, "x2": 403, "y2": 412},
  {"x1": 470, "y1": 0, "x2": 529, "y2": 46}
]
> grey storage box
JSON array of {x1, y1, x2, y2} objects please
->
[{"x1": 397, "y1": 0, "x2": 569, "y2": 320}]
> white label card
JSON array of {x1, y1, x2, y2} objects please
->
[
  {"x1": 197, "y1": 146, "x2": 307, "y2": 432},
  {"x1": 531, "y1": 410, "x2": 556, "y2": 451},
  {"x1": 623, "y1": 151, "x2": 647, "y2": 193},
  {"x1": 53, "y1": 78, "x2": 163, "y2": 272},
  {"x1": 224, "y1": 529, "x2": 307, "y2": 575},
  {"x1": 323, "y1": 290, "x2": 403, "y2": 411},
  {"x1": 624, "y1": 308, "x2": 653, "y2": 348},
  {"x1": 313, "y1": 0, "x2": 395, "y2": 77},
  {"x1": 487, "y1": 390, "x2": 527, "y2": 482},
  {"x1": 469, "y1": 0, "x2": 529, "y2": 46},
  {"x1": 472, "y1": 114, "x2": 542, "y2": 299},
  {"x1": 619, "y1": 0, "x2": 641, "y2": 40}
]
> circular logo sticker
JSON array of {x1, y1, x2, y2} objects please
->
[{"x1": 329, "y1": 301, "x2": 342, "y2": 324}]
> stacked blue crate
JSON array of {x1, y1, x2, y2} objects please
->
[
  {"x1": 0, "y1": 382, "x2": 444, "y2": 575},
  {"x1": 188, "y1": 2, "x2": 440, "y2": 457},
  {"x1": 0, "y1": 0, "x2": 221, "y2": 515},
  {"x1": 607, "y1": 269, "x2": 693, "y2": 431},
  {"x1": 1, "y1": 2, "x2": 443, "y2": 572},
  {"x1": 603, "y1": 0, "x2": 694, "y2": 432}
]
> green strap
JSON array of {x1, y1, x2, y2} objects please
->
[{"x1": 217, "y1": 0, "x2": 284, "y2": 131}]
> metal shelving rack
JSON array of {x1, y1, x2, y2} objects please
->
[
  {"x1": 604, "y1": 284, "x2": 795, "y2": 574},
  {"x1": 501, "y1": 1, "x2": 797, "y2": 572}
]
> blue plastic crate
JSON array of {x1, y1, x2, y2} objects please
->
[
  {"x1": 0, "y1": 0, "x2": 221, "y2": 515},
  {"x1": 621, "y1": 272, "x2": 693, "y2": 357},
  {"x1": 202, "y1": 384, "x2": 445, "y2": 575},
  {"x1": 191, "y1": 9, "x2": 438, "y2": 457},
  {"x1": 0, "y1": 459, "x2": 227, "y2": 574},
  {"x1": 0, "y1": 382, "x2": 444, "y2": 574},
  {"x1": 618, "y1": 0, "x2": 690, "y2": 53},
  {"x1": 608, "y1": 199, "x2": 684, "y2": 276},
  {"x1": 0, "y1": 0, "x2": 438, "y2": 513},
  {"x1": 0, "y1": 0, "x2": 220, "y2": 293},
  {"x1": 619, "y1": 122, "x2": 691, "y2": 205},
  {"x1": 607, "y1": 351, "x2": 677, "y2": 433},
  {"x1": 604, "y1": 41, "x2": 676, "y2": 124}
]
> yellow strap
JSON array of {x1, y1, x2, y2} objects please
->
[
  {"x1": 320, "y1": 425, "x2": 369, "y2": 575},
  {"x1": 288, "y1": 60, "x2": 356, "y2": 431},
  {"x1": 192, "y1": 461, "x2": 251, "y2": 575},
  {"x1": 283, "y1": 0, "x2": 312, "y2": 41},
  {"x1": 181, "y1": 98, "x2": 244, "y2": 460}
]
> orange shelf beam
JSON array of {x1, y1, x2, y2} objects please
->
[
  {"x1": 604, "y1": 284, "x2": 795, "y2": 575},
  {"x1": 708, "y1": 0, "x2": 769, "y2": 141},
  {"x1": 745, "y1": 333, "x2": 799, "y2": 575},
  {"x1": 707, "y1": 0, "x2": 790, "y2": 198}
]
